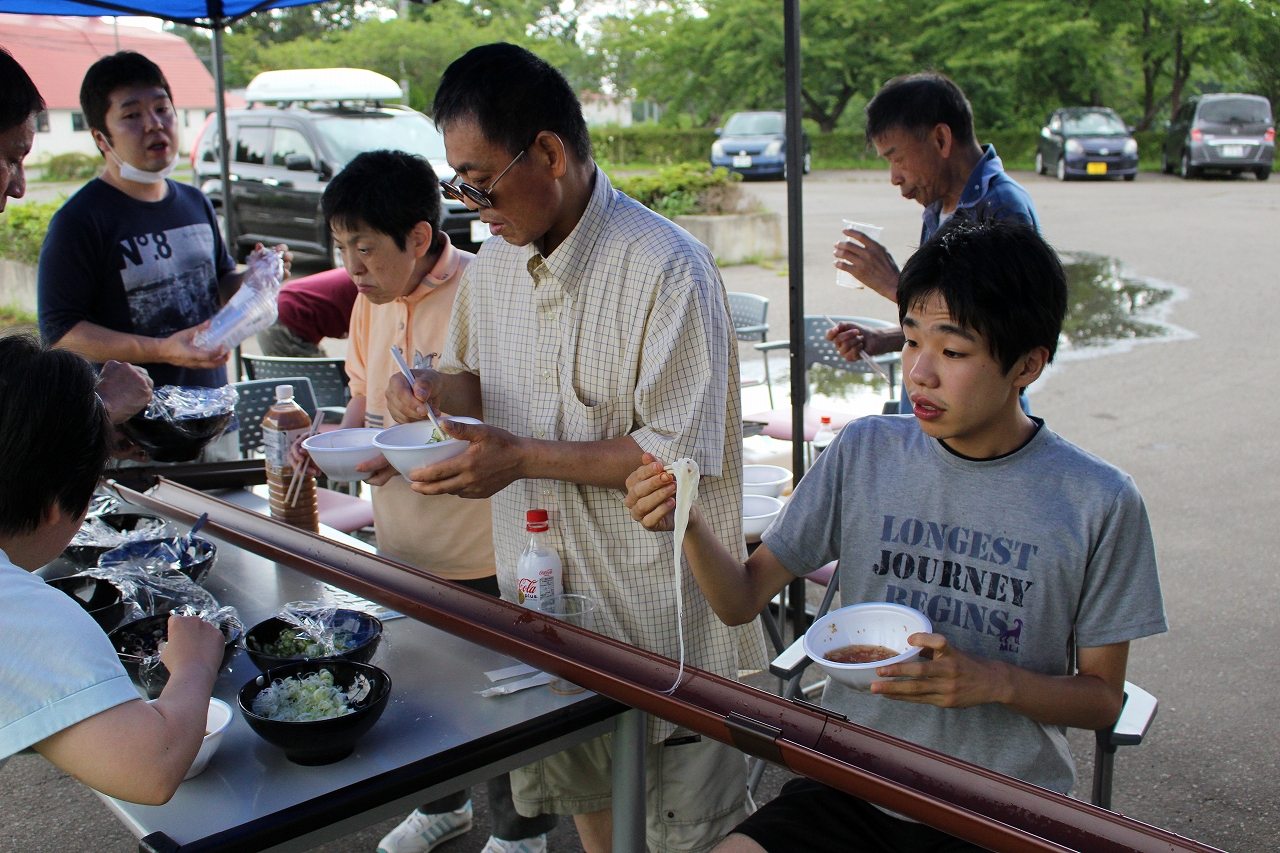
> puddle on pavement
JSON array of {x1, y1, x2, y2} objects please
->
[
  {"x1": 755, "y1": 253, "x2": 1190, "y2": 416},
  {"x1": 1058, "y1": 252, "x2": 1183, "y2": 354}
]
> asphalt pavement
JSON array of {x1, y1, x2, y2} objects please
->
[{"x1": 2, "y1": 168, "x2": 1276, "y2": 852}]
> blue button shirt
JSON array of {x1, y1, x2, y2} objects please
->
[
  {"x1": 920, "y1": 144, "x2": 1039, "y2": 242},
  {"x1": 900, "y1": 144, "x2": 1038, "y2": 415}
]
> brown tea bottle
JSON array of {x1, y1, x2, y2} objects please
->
[{"x1": 262, "y1": 384, "x2": 318, "y2": 532}]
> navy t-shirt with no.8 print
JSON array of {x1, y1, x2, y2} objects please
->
[{"x1": 37, "y1": 178, "x2": 236, "y2": 388}]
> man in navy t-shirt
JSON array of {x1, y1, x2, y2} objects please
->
[{"x1": 37, "y1": 52, "x2": 289, "y2": 460}]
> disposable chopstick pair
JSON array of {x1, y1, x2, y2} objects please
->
[
  {"x1": 823, "y1": 314, "x2": 892, "y2": 383},
  {"x1": 390, "y1": 346, "x2": 448, "y2": 442},
  {"x1": 285, "y1": 412, "x2": 324, "y2": 508}
]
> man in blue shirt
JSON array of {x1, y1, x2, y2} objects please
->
[{"x1": 827, "y1": 73, "x2": 1039, "y2": 412}]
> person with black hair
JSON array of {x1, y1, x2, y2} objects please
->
[
  {"x1": 827, "y1": 73, "x2": 1040, "y2": 413},
  {"x1": 285, "y1": 149, "x2": 554, "y2": 853},
  {"x1": 0, "y1": 334, "x2": 226, "y2": 804},
  {"x1": 386, "y1": 42, "x2": 762, "y2": 853},
  {"x1": 0, "y1": 47, "x2": 44, "y2": 213},
  {"x1": 625, "y1": 219, "x2": 1166, "y2": 853},
  {"x1": 36, "y1": 51, "x2": 291, "y2": 461}
]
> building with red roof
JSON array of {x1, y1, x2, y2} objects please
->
[{"x1": 0, "y1": 14, "x2": 240, "y2": 161}]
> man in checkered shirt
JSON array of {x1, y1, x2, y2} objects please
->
[{"x1": 387, "y1": 43, "x2": 766, "y2": 853}]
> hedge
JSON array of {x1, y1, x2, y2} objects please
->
[
  {"x1": 0, "y1": 199, "x2": 60, "y2": 266},
  {"x1": 593, "y1": 126, "x2": 1274, "y2": 171}
]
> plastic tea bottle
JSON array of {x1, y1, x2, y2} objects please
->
[
  {"x1": 813, "y1": 415, "x2": 836, "y2": 454},
  {"x1": 516, "y1": 510, "x2": 563, "y2": 608},
  {"x1": 262, "y1": 384, "x2": 318, "y2": 532}
]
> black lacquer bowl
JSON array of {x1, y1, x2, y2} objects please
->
[
  {"x1": 46, "y1": 575, "x2": 126, "y2": 633},
  {"x1": 242, "y1": 609, "x2": 382, "y2": 673},
  {"x1": 238, "y1": 660, "x2": 391, "y2": 765}
]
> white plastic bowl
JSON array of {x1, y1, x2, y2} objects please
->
[
  {"x1": 803, "y1": 603, "x2": 932, "y2": 693},
  {"x1": 302, "y1": 428, "x2": 383, "y2": 482},
  {"x1": 743, "y1": 464, "x2": 791, "y2": 497},
  {"x1": 743, "y1": 494, "x2": 784, "y2": 540},
  {"x1": 373, "y1": 416, "x2": 483, "y2": 477},
  {"x1": 184, "y1": 697, "x2": 233, "y2": 780}
]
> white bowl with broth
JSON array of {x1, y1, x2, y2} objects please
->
[
  {"x1": 803, "y1": 603, "x2": 932, "y2": 692},
  {"x1": 374, "y1": 417, "x2": 483, "y2": 476}
]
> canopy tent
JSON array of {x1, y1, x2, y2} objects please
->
[{"x1": 0, "y1": 0, "x2": 812, "y2": 482}]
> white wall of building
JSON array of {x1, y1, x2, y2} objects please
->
[
  {"x1": 28, "y1": 108, "x2": 207, "y2": 164},
  {"x1": 581, "y1": 96, "x2": 634, "y2": 128}
]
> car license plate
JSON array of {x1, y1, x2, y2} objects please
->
[
  {"x1": 732, "y1": 154, "x2": 752, "y2": 168},
  {"x1": 470, "y1": 219, "x2": 491, "y2": 243},
  {"x1": 1086, "y1": 161, "x2": 1108, "y2": 175},
  {"x1": 1221, "y1": 145, "x2": 1246, "y2": 158}
]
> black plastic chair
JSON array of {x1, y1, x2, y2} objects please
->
[
  {"x1": 233, "y1": 377, "x2": 320, "y2": 457},
  {"x1": 242, "y1": 354, "x2": 349, "y2": 419},
  {"x1": 727, "y1": 292, "x2": 774, "y2": 406},
  {"x1": 755, "y1": 315, "x2": 900, "y2": 399}
]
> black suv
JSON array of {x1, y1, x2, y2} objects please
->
[
  {"x1": 191, "y1": 103, "x2": 484, "y2": 264},
  {"x1": 1161, "y1": 94, "x2": 1275, "y2": 180}
]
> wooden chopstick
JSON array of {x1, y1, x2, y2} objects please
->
[{"x1": 286, "y1": 412, "x2": 324, "y2": 508}]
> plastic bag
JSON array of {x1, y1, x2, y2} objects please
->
[
  {"x1": 248, "y1": 600, "x2": 376, "y2": 660},
  {"x1": 141, "y1": 384, "x2": 239, "y2": 423},
  {"x1": 136, "y1": 604, "x2": 243, "y2": 698},
  {"x1": 193, "y1": 246, "x2": 285, "y2": 350},
  {"x1": 69, "y1": 515, "x2": 177, "y2": 549}
]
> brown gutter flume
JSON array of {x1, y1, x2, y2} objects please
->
[{"x1": 114, "y1": 478, "x2": 1223, "y2": 853}]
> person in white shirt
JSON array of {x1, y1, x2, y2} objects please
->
[{"x1": 0, "y1": 333, "x2": 224, "y2": 804}]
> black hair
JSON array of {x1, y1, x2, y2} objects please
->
[
  {"x1": 433, "y1": 43, "x2": 592, "y2": 163},
  {"x1": 322, "y1": 150, "x2": 444, "y2": 251},
  {"x1": 0, "y1": 47, "x2": 45, "y2": 134},
  {"x1": 897, "y1": 217, "x2": 1067, "y2": 374},
  {"x1": 79, "y1": 51, "x2": 172, "y2": 141},
  {"x1": 0, "y1": 334, "x2": 109, "y2": 537},
  {"x1": 866, "y1": 72, "x2": 976, "y2": 147}
]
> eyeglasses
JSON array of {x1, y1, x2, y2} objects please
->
[{"x1": 439, "y1": 150, "x2": 525, "y2": 209}]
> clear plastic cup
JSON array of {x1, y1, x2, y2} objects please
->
[
  {"x1": 835, "y1": 219, "x2": 884, "y2": 289},
  {"x1": 537, "y1": 594, "x2": 597, "y2": 694}
]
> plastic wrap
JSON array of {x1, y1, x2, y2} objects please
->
[
  {"x1": 193, "y1": 246, "x2": 285, "y2": 350},
  {"x1": 249, "y1": 601, "x2": 376, "y2": 660},
  {"x1": 135, "y1": 604, "x2": 244, "y2": 698},
  {"x1": 82, "y1": 560, "x2": 218, "y2": 624},
  {"x1": 69, "y1": 515, "x2": 177, "y2": 549},
  {"x1": 140, "y1": 384, "x2": 239, "y2": 423},
  {"x1": 86, "y1": 493, "x2": 124, "y2": 518}
]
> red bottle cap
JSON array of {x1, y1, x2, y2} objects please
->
[
  {"x1": 526, "y1": 509, "x2": 549, "y2": 532},
  {"x1": 820, "y1": 416, "x2": 832, "y2": 425}
]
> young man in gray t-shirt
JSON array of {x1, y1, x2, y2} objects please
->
[{"x1": 624, "y1": 219, "x2": 1167, "y2": 853}]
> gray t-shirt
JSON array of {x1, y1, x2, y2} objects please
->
[{"x1": 762, "y1": 415, "x2": 1167, "y2": 794}]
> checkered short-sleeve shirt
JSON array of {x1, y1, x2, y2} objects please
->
[{"x1": 441, "y1": 168, "x2": 767, "y2": 739}]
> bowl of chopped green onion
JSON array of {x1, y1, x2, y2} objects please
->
[
  {"x1": 242, "y1": 608, "x2": 383, "y2": 672},
  {"x1": 238, "y1": 660, "x2": 392, "y2": 765}
]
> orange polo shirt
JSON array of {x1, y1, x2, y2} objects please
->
[{"x1": 345, "y1": 236, "x2": 496, "y2": 580}]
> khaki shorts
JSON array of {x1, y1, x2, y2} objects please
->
[{"x1": 510, "y1": 730, "x2": 748, "y2": 853}]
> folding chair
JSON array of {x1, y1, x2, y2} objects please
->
[
  {"x1": 727, "y1": 292, "x2": 774, "y2": 407},
  {"x1": 242, "y1": 354, "x2": 349, "y2": 422}
]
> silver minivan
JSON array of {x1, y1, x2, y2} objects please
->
[{"x1": 1162, "y1": 94, "x2": 1274, "y2": 180}]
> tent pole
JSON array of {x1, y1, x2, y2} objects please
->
[
  {"x1": 783, "y1": 0, "x2": 805, "y2": 486},
  {"x1": 211, "y1": 16, "x2": 237, "y2": 258}
]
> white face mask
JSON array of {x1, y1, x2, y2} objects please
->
[{"x1": 100, "y1": 135, "x2": 176, "y2": 184}]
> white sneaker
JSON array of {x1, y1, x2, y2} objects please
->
[
  {"x1": 377, "y1": 802, "x2": 474, "y2": 853},
  {"x1": 479, "y1": 835, "x2": 547, "y2": 853}
]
